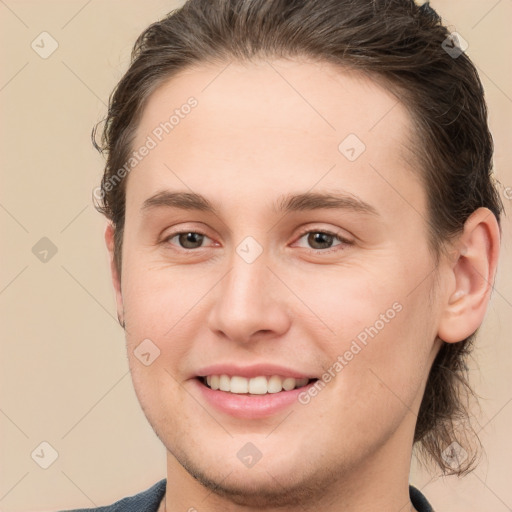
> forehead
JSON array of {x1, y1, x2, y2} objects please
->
[
  {"x1": 128, "y1": 58, "x2": 424, "y2": 219},
  {"x1": 136, "y1": 58, "x2": 414, "y2": 148}
]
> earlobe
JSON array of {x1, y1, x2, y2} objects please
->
[
  {"x1": 104, "y1": 222, "x2": 125, "y2": 329},
  {"x1": 437, "y1": 207, "x2": 500, "y2": 344}
]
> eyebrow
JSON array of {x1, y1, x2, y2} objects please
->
[{"x1": 141, "y1": 190, "x2": 380, "y2": 217}]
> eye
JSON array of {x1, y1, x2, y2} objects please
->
[
  {"x1": 163, "y1": 230, "x2": 213, "y2": 250},
  {"x1": 161, "y1": 228, "x2": 352, "y2": 253},
  {"x1": 294, "y1": 229, "x2": 352, "y2": 253}
]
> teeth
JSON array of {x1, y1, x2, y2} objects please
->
[
  {"x1": 202, "y1": 374, "x2": 311, "y2": 394},
  {"x1": 267, "y1": 375, "x2": 283, "y2": 393},
  {"x1": 219, "y1": 374, "x2": 230, "y2": 391},
  {"x1": 248, "y1": 376, "x2": 267, "y2": 394},
  {"x1": 232, "y1": 376, "x2": 249, "y2": 393}
]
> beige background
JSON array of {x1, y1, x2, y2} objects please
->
[{"x1": 1, "y1": 1, "x2": 511, "y2": 511}]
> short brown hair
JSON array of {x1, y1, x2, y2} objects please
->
[{"x1": 92, "y1": 0, "x2": 504, "y2": 475}]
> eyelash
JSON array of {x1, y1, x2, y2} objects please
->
[{"x1": 162, "y1": 227, "x2": 353, "y2": 254}]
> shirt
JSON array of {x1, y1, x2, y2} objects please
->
[{"x1": 60, "y1": 479, "x2": 434, "y2": 511}]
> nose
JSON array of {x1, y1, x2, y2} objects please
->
[{"x1": 206, "y1": 248, "x2": 291, "y2": 345}]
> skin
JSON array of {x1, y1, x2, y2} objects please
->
[{"x1": 104, "y1": 58, "x2": 500, "y2": 512}]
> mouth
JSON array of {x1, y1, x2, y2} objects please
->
[
  {"x1": 194, "y1": 373, "x2": 321, "y2": 418},
  {"x1": 197, "y1": 375, "x2": 318, "y2": 395}
]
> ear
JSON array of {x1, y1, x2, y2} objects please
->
[
  {"x1": 437, "y1": 207, "x2": 501, "y2": 343},
  {"x1": 104, "y1": 222, "x2": 124, "y2": 328}
]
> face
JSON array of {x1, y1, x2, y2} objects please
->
[{"x1": 109, "y1": 59, "x2": 446, "y2": 506}]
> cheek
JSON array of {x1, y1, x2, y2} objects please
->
[
  {"x1": 300, "y1": 264, "x2": 404, "y2": 351},
  {"x1": 120, "y1": 265, "x2": 195, "y2": 408},
  {"x1": 309, "y1": 258, "x2": 436, "y2": 409},
  {"x1": 121, "y1": 258, "x2": 205, "y2": 343},
  {"x1": 307, "y1": 307, "x2": 433, "y2": 453},
  {"x1": 127, "y1": 357, "x2": 193, "y2": 443},
  {"x1": 333, "y1": 288, "x2": 435, "y2": 419}
]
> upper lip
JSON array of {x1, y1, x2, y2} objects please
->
[{"x1": 195, "y1": 363, "x2": 317, "y2": 380}]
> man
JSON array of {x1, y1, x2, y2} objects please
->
[{"x1": 65, "y1": 0, "x2": 503, "y2": 510}]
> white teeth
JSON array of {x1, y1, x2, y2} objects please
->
[
  {"x1": 210, "y1": 375, "x2": 220, "y2": 390},
  {"x1": 248, "y1": 376, "x2": 267, "y2": 394},
  {"x1": 219, "y1": 374, "x2": 230, "y2": 391},
  {"x1": 267, "y1": 375, "x2": 283, "y2": 393},
  {"x1": 282, "y1": 377, "x2": 297, "y2": 391},
  {"x1": 231, "y1": 376, "x2": 249, "y2": 393},
  {"x1": 202, "y1": 374, "x2": 311, "y2": 394}
]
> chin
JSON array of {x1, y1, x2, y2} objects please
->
[{"x1": 181, "y1": 456, "x2": 321, "y2": 507}]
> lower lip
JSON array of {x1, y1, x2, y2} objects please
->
[{"x1": 193, "y1": 378, "x2": 317, "y2": 419}]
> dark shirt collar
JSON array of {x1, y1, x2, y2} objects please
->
[{"x1": 410, "y1": 484, "x2": 434, "y2": 512}]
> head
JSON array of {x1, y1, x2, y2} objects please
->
[{"x1": 93, "y1": 0, "x2": 503, "y2": 501}]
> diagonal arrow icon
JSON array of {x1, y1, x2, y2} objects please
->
[
  {"x1": 236, "y1": 236, "x2": 263, "y2": 263},
  {"x1": 134, "y1": 339, "x2": 161, "y2": 366},
  {"x1": 31, "y1": 441, "x2": 59, "y2": 469},
  {"x1": 32, "y1": 237, "x2": 58, "y2": 263},
  {"x1": 237, "y1": 442, "x2": 262, "y2": 468}
]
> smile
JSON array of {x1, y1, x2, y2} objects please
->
[{"x1": 201, "y1": 374, "x2": 315, "y2": 395}]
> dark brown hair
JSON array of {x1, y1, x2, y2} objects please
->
[{"x1": 92, "y1": 0, "x2": 504, "y2": 475}]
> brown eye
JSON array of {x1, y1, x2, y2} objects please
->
[
  {"x1": 307, "y1": 232, "x2": 336, "y2": 250},
  {"x1": 165, "y1": 231, "x2": 209, "y2": 249},
  {"x1": 294, "y1": 229, "x2": 353, "y2": 253}
]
